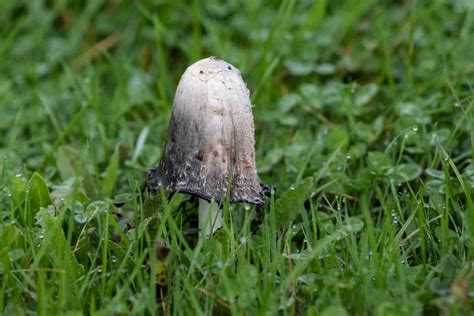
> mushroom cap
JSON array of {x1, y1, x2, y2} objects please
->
[{"x1": 148, "y1": 57, "x2": 264, "y2": 205}]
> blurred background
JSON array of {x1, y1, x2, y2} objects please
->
[{"x1": 0, "y1": 0, "x2": 473, "y2": 191}]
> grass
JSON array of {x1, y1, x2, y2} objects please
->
[{"x1": 1, "y1": 0, "x2": 474, "y2": 314}]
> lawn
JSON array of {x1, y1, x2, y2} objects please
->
[{"x1": 1, "y1": 0, "x2": 473, "y2": 314}]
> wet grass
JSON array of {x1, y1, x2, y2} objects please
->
[{"x1": 1, "y1": 0, "x2": 474, "y2": 314}]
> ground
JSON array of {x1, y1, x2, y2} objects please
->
[{"x1": 0, "y1": 0, "x2": 473, "y2": 315}]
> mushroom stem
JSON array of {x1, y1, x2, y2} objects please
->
[{"x1": 199, "y1": 198, "x2": 222, "y2": 237}]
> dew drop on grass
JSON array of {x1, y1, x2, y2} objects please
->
[
  {"x1": 412, "y1": 125, "x2": 418, "y2": 132},
  {"x1": 98, "y1": 267, "x2": 102, "y2": 273},
  {"x1": 424, "y1": 203, "x2": 429, "y2": 209},
  {"x1": 244, "y1": 203, "x2": 251, "y2": 211},
  {"x1": 38, "y1": 234, "x2": 44, "y2": 240},
  {"x1": 391, "y1": 209, "x2": 399, "y2": 224},
  {"x1": 15, "y1": 174, "x2": 22, "y2": 178},
  {"x1": 239, "y1": 237, "x2": 247, "y2": 245},
  {"x1": 112, "y1": 256, "x2": 117, "y2": 263},
  {"x1": 289, "y1": 184, "x2": 295, "y2": 190},
  {"x1": 346, "y1": 154, "x2": 351, "y2": 160},
  {"x1": 454, "y1": 102, "x2": 460, "y2": 107}
]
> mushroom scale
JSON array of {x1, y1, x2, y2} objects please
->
[{"x1": 148, "y1": 57, "x2": 265, "y2": 205}]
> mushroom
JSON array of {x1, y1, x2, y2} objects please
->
[{"x1": 148, "y1": 56, "x2": 266, "y2": 236}]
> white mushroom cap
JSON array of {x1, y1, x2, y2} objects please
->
[{"x1": 148, "y1": 57, "x2": 264, "y2": 204}]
